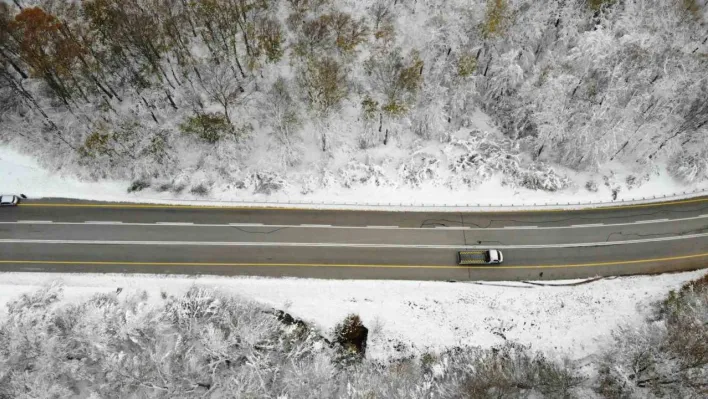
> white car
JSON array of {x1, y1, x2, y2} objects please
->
[
  {"x1": 0, "y1": 195, "x2": 20, "y2": 206},
  {"x1": 457, "y1": 249, "x2": 504, "y2": 265}
]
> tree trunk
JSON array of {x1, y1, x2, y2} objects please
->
[
  {"x1": 0, "y1": 47, "x2": 28, "y2": 79},
  {"x1": 2, "y1": 72, "x2": 76, "y2": 150},
  {"x1": 166, "y1": 89, "x2": 178, "y2": 110}
]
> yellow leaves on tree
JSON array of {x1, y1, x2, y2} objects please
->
[{"x1": 482, "y1": 0, "x2": 510, "y2": 39}]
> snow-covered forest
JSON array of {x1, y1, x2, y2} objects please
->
[
  {"x1": 1, "y1": 0, "x2": 707, "y2": 199},
  {"x1": 1, "y1": 274, "x2": 706, "y2": 398}
]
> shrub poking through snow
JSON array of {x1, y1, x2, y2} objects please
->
[
  {"x1": 252, "y1": 171, "x2": 287, "y2": 195},
  {"x1": 596, "y1": 275, "x2": 708, "y2": 398},
  {"x1": 436, "y1": 343, "x2": 581, "y2": 398},
  {"x1": 127, "y1": 179, "x2": 150, "y2": 193},
  {"x1": 625, "y1": 173, "x2": 650, "y2": 190},
  {"x1": 189, "y1": 183, "x2": 210, "y2": 196},
  {"x1": 333, "y1": 313, "x2": 368, "y2": 366},
  {"x1": 179, "y1": 113, "x2": 233, "y2": 144}
]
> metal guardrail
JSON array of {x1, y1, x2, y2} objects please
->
[{"x1": 136, "y1": 188, "x2": 708, "y2": 210}]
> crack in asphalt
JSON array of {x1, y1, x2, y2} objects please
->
[
  {"x1": 228, "y1": 226, "x2": 289, "y2": 234},
  {"x1": 604, "y1": 225, "x2": 708, "y2": 242},
  {"x1": 419, "y1": 204, "x2": 708, "y2": 229}
]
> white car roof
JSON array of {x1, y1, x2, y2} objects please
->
[{"x1": 1, "y1": 195, "x2": 15, "y2": 203}]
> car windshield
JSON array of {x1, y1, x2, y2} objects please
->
[{"x1": 485, "y1": 252, "x2": 491, "y2": 262}]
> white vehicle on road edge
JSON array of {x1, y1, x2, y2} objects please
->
[
  {"x1": 457, "y1": 249, "x2": 504, "y2": 265},
  {"x1": 0, "y1": 195, "x2": 20, "y2": 206}
]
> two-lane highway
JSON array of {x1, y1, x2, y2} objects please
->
[{"x1": 1, "y1": 197, "x2": 707, "y2": 280}]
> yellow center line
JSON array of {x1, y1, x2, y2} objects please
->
[
  {"x1": 17, "y1": 196, "x2": 708, "y2": 213},
  {"x1": 1, "y1": 252, "x2": 706, "y2": 270}
]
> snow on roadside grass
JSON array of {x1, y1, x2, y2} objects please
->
[
  {"x1": 1, "y1": 270, "x2": 704, "y2": 361},
  {"x1": 2, "y1": 145, "x2": 706, "y2": 209},
  {"x1": 0, "y1": 145, "x2": 129, "y2": 200}
]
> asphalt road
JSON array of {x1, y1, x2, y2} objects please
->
[{"x1": 0, "y1": 197, "x2": 706, "y2": 280}]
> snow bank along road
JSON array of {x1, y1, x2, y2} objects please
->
[{"x1": 0, "y1": 198, "x2": 707, "y2": 280}]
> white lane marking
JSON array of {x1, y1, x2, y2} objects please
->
[
  {"x1": 156, "y1": 222, "x2": 194, "y2": 226},
  {"x1": 503, "y1": 225, "x2": 537, "y2": 229},
  {"x1": 434, "y1": 226, "x2": 470, "y2": 229},
  {"x1": 571, "y1": 223, "x2": 604, "y2": 227},
  {"x1": 1, "y1": 213, "x2": 706, "y2": 230},
  {"x1": 300, "y1": 224, "x2": 332, "y2": 227},
  {"x1": 85, "y1": 221, "x2": 123, "y2": 224},
  {"x1": 1, "y1": 232, "x2": 706, "y2": 249},
  {"x1": 634, "y1": 219, "x2": 669, "y2": 224}
]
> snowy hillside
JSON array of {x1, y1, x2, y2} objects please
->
[
  {"x1": 1, "y1": 270, "x2": 707, "y2": 397},
  {"x1": 1, "y1": 0, "x2": 707, "y2": 202}
]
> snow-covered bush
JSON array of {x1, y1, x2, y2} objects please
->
[
  {"x1": 300, "y1": 168, "x2": 339, "y2": 195},
  {"x1": 339, "y1": 161, "x2": 391, "y2": 188},
  {"x1": 445, "y1": 133, "x2": 522, "y2": 187},
  {"x1": 0, "y1": 284, "x2": 331, "y2": 398},
  {"x1": 0, "y1": 282, "x2": 611, "y2": 398},
  {"x1": 512, "y1": 165, "x2": 573, "y2": 192},
  {"x1": 667, "y1": 149, "x2": 708, "y2": 183},
  {"x1": 443, "y1": 131, "x2": 572, "y2": 191},
  {"x1": 4, "y1": 281, "x2": 63, "y2": 315},
  {"x1": 398, "y1": 153, "x2": 441, "y2": 187}
]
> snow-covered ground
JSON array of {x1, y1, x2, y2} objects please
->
[
  {"x1": 2, "y1": 144, "x2": 706, "y2": 209},
  {"x1": 1, "y1": 270, "x2": 704, "y2": 361}
]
